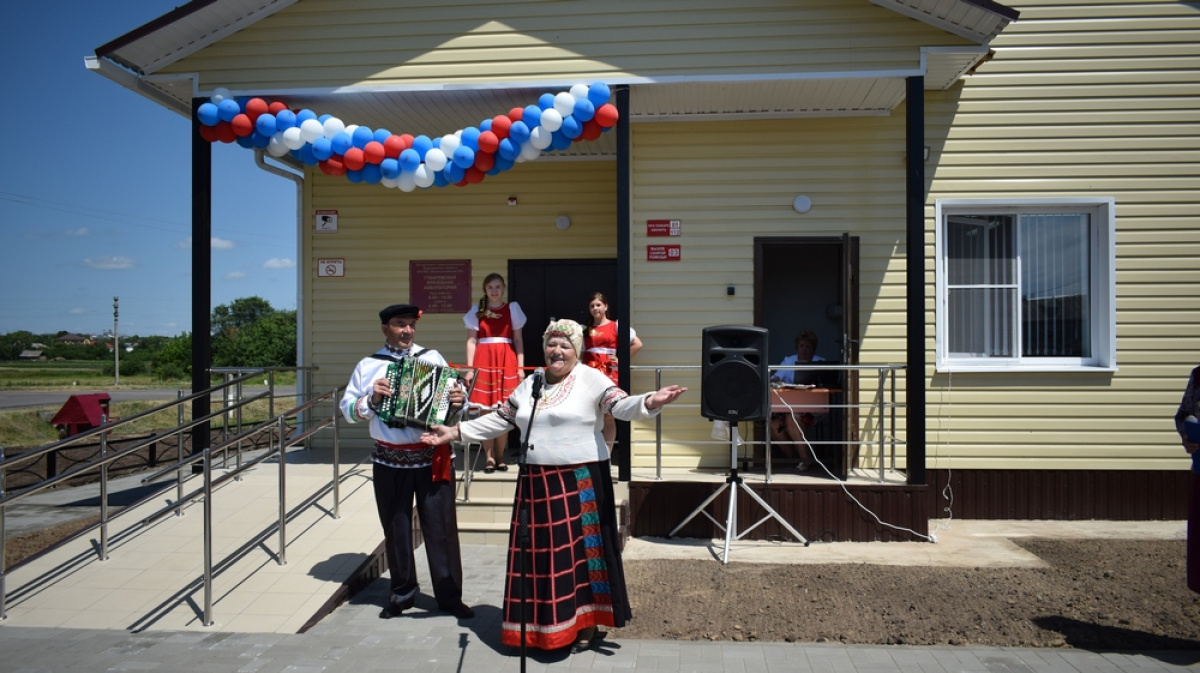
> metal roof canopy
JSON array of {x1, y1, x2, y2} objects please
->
[{"x1": 87, "y1": 0, "x2": 1018, "y2": 155}]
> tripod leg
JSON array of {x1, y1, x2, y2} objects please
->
[
  {"x1": 737, "y1": 481, "x2": 809, "y2": 545},
  {"x1": 669, "y1": 482, "x2": 731, "y2": 538},
  {"x1": 722, "y1": 477, "x2": 738, "y2": 564}
]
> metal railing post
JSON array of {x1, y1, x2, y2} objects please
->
[
  {"x1": 268, "y1": 370, "x2": 276, "y2": 420},
  {"x1": 202, "y1": 446, "x2": 214, "y2": 626},
  {"x1": 176, "y1": 390, "x2": 186, "y2": 515},
  {"x1": 99, "y1": 415, "x2": 109, "y2": 561},
  {"x1": 332, "y1": 410, "x2": 342, "y2": 519},
  {"x1": 277, "y1": 415, "x2": 288, "y2": 566},
  {"x1": 1, "y1": 445, "x2": 7, "y2": 621},
  {"x1": 878, "y1": 369, "x2": 887, "y2": 483},
  {"x1": 654, "y1": 368, "x2": 663, "y2": 481},
  {"x1": 235, "y1": 376, "x2": 244, "y2": 478},
  {"x1": 890, "y1": 367, "x2": 898, "y2": 473}
]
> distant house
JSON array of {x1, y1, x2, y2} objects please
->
[
  {"x1": 55, "y1": 334, "x2": 92, "y2": 346},
  {"x1": 17, "y1": 350, "x2": 44, "y2": 361}
]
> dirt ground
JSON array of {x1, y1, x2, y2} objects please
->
[{"x1": 614, "y1": 538, "x2": 1200, "y2": 650}]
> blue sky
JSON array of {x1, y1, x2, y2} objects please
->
[{"x1": 0, "y1": 1, "x2": 297, "y2": 338}]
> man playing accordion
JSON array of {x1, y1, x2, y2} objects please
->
[{"x1": 340, "y1": 303, "x2": 475, "y2": 621}]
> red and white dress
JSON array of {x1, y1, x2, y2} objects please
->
[
  {"x1": 583, "y1": 320, "x2": 636, "y2": 384},
  {"x1": 463, "y1": 302, "x2": 526, "y2": 408}
]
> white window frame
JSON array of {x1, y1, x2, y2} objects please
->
[{"x1": 934, "y1": 197, "x2": 1116, "y2": 373}]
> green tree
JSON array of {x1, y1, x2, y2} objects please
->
[
  {"x1": 153, "y1": 332, "x2": 193, "y2": 380},
  {"x1": 211, "y1": 296, "x2": 275, "y2": 338},
  {"x1": 0, "y1": 331, "x2": 36, "y2": 360},
  {"x1": 210, "y1": 298, "x2": 297, "y2": 368}
]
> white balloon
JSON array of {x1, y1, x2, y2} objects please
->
[
  {"x1": 381, "y1": 175, "x2": 399, "y2": 188},
  {"x1": 282, "y1": 127, "x2": 305, "y2": 150},
  {"x1": 344, "y1": 124, "x2": 359, "y2": 138},
  {"x1": 267, "y1": 133, "x2": 289, "y2": 157},
  {"x1": 570, "y1": 83, "x2": 590, "y2": 102},
  {"x1": 424, "y1": 148, "x2": 448, "y2": 172},
  {"x1": 520, "y1": 141, "x2": 542, "y2": 160},
  {"x1": 529, "y1": 125, "x2": 553, "y2": 150},
  {"x1": 211, "y1": 87, "x2": 231, "y2": 103},
  {"x1": 539, "y1": 109, "x2": 563, "y2": 133},
  {"x1": 398, "y1": 172, "x2": 417, "y2": 192},
  {"x1": 414, "y1": 164, "x2": 435, "y2": 188},
  {"x1": 322, "y1": 117, "x2": 345, "y2": 139},
  {"x1": 554, "y1": 92, "x2": 576, "y2": 116},
  {"x1": 440, "y1": 134, "x2": 460, "y2": 155},
  {"x1": 300, "y1": 119, "x2": 324, "y2": 144}
]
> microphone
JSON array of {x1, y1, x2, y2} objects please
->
[{"x1": 530, "y1": 368, "x2": 545, "y2": 401}]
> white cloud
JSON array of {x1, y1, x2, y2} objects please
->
[
  {"x1": 83, "y1": 256, "x2": 136, "y2": 270},
  {"x1": 69, "y1": 307, "x2": 86, "y2": 314},
  {"x1": 263, "y1": 258, "x2": 295, "y2": 269},
  {"x1": 64, "y1": 227, "x2": 89, "y2": 237},
  {"x1": 224, "y1": 271, "x2": 247, "y2": 280},
  {"x1": 178, "y1": 236, "x2": 237, "y2": 250}
]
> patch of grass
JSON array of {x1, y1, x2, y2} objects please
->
[{"x1": 0, "y1": 363, "x2": 296, "y2": 390}]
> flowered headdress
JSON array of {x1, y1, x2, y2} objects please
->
[{"x1": 542, "y1": 319, "x2": 584, "y2": 354}]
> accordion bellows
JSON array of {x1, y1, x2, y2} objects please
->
[{"x1": 377, "y1": 358, "x2": 463, "y2": 429}]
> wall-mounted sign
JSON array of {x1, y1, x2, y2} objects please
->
[
  {"x1": 647, "y1": 245, "x2": 682, "y2": 261},
  {"x1": 317, "y1": 258, "x2": 345, "y2": 277},
  {"x1": 315, "y1": 209, "x2": 339, "y2": 233},
  {"x1": 410, "y1": 259, "x2": 472, "y2": 313},
  {"x1": 646, "y1": 219, "x2": 681, "y2": 237}
]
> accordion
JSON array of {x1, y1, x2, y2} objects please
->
[{"x1": 376, "y1": 357, "x2": 465, "y2": 429}]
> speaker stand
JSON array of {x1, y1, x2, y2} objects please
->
[{"x1": 669, "y1": 425, "x2": 809, "y2": 564}]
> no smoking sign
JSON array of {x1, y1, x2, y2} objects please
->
[{"x1": 317, "y1": 258, "x2": 345, "y2": 277}]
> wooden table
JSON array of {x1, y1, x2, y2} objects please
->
[{"x1": 770, "y1": 387, "x2": 836, "y2": 414}]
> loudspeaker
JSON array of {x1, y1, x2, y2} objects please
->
[{"x1": 700, "y1": 325, "x2": 769, "y2": 422}]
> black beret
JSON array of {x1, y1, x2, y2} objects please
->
[{"x1": 379, "y1": 303, "x2": 421, "y2": 323}]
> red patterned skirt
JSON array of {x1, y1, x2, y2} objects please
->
[{"x1": 500, "y1": 460, "x2": 631, "y2": 650}]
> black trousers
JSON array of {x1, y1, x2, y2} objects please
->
[{"x1": 372, "y1": 462, "x2": 464, "y2": 608}]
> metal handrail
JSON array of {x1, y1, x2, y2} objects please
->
[
  {"x1": 630, "y1": 363, "x2": 906, "y2": 483},
  {"x1": 0, "y1": 367, "x2": 347, "y2": 628}
]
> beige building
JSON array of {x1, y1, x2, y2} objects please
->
[{"x1": 92, "y1": 0, "x2": 1200, "y2": 541}]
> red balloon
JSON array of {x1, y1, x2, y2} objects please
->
[
  {"x1": 455, "y1": 179, "x2": 469, "y2": 187},
  {"x1": 398, "y1": 134, "x2": 414, "y2": 149},
  {"x1": 490, "y1": 115, "x2": 512, "y2": 140},
  {"x1": 581, "y1": 119, "x2": 604, "y2": 141},
  {"x1": 198, "y1": 124, "x2": 219, "y2": 142},
  {"x1": 231, "y1": 113, "x2": 254, "y2": 137},
  {"x1": 268, "y1": 101, "x2": 289, "y2": 115},
  {"x1": 465, "y1": 167, "x2": 485, "y2": 184},
  {"x1": 363, "y1": 141, "x2": 385, "y2": 164},
  {"x1": 320, "y1": 157, "x2": 346, "y2": 176},
  {"x1": 477, "y1": 130, "x2": 499, "y2": 154},
  {"x1": 383, "y1": 134, "x2": 406, "y2": 158},
  {"x1": 473, "y1": 151, "x2": 495, "y2": 172},
  {"x1": 594, "y1": 103, "x2": 619, "y2": 128},
  {"x1": 508, "y1": 107, "x2": 525, "y2": 124},
  {"x1": 245, "y1": 98, "x2": 269, "y2": 121},
  {"x1": 215, "y1": 121, "x2": 237, "y2": 143},
  {"x1": 343, "y1": 147, "x2": 366, "y2": 171}
]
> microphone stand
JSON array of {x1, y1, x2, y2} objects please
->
[{"x1": 517, "y1": 369, "x2": 544, "y2": 673}]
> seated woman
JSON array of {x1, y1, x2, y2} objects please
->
[{"x1": 769, "y1": 329, "x2": 825, "y2": 471}]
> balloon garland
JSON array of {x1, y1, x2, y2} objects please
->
[{"x1": 195, "y1": 82, "x2": 619, "y2": 191}]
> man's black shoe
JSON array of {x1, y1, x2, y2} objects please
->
[
  {"x1": 379, "y1": 596, "x2": 415, "y2": 619},
  {"x1": 442, "y1": 603, "x2": 475, "y2": 619}
]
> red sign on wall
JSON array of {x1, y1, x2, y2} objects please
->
[
  {"x1": 647, "y1": 244, "x2": 682, "y2": 261},
  {"x1": 647, "y1": 219, "x2": 682, "y2": 237},
  {"x1": 409, "y1": 259, "x2": 472, "y2": 313}
]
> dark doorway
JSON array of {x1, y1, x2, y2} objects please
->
[
  {"x1": 509, "y1": 258, "x2": 618, "y2": 368},
  {"x1": 754, "y1": 235, "x2": 860, "y2": 479}
]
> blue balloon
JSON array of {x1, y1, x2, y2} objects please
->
[
  {"x1": 296, "y1": 109, "x2": 317, "y2": 124},
  {"x1": 346, "y1": 169, "x2": 363, "y2": 184},
  {"x1": 480, "y1": 119, "x2": 492, "y2": 132},
  {"x1": 443, "y1": 162, "x2": 465, "y2": 183},
  {"x1": 551, "y1": 130, "x2": 573, "y2": 151},
  {"x1": 331, "y1": 132, "x2": 353, "y2": 156},
  {"x1": 297, "y1": 144, "x2": 318, "y2": 166},
  {"x1": 312, "y1": 137, "x2": 333, "y2": 160},
  {"x1": 538, "y1": 93, "x2": 555, "y2": 110},
  {"x1": 250, "y1": 131, "x2": 271, "y2": 149},
  {"x1": 432, "y1": 136, "x2": 442, "y2": 148},
  {"x1": 523, "y1": 105, "x2": 543, "y2": 127},
  {"x1": 497, "y1": 138, "x2": 520, "y2": 161},
  {"x1": 236, "y1": 97, "x2": 250, "y2": 111},
  {"x1": 494, "y1": 155, "x2": 515, "y2": 172},
  {"x1": 380, "y1": 158, "x2": 400, "y2": 179},
  {"x1": 217, "y1": 99, "x2": 241, "y2": 122},
  {"x1": 433, "y1": 171, "x2": 449, "y2": 188},
  {"x1": 275, "y1": 109, "x2": 297, "y2": 130},
  {"x1": 255, "y1": 113, "x2": 277, "y2": 136},
  {"x1": 452, "y1": 145, "x2": 475, "y2": 169},
  {"x1": 318, "y1": 114, "x2": 332, "y2": 123},
  {"x1": 460, "y1": 127, "x2": 481, "y2": 151},
  {"x1": 588, "y1": 82, "x2": 611, "y2": 107},
  {"x1": 561, "y1": 115, "x2": 582, "y2": 139},
  {"x1": 197, "y1": 102, "x2": 220, "y2": 126},
  {"x1": 373, "y1": 128, "x2": 392, "y2": 143},
  {"x1": 573, "y1": 97, "x2": 595, "y2": 122},
  {"x1": 509, "y1": 121, "x2": 531, "y2": 144},
  {"x1": 351, "y1": 126, "x2": 374, "y2": 149},
  {"x1": 411, "y1": 135, "x2": 433, "y2": 159},
  {"x1": 361, "y1": 163, "x2": 382, "y2": 184},
  {"x1": 399, "y1": 148, "x2": 421, "y2": 172},
  {"x1": 235, "y1": 135, "x2": 254, "y2": 149}
]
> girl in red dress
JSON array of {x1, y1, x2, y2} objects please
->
[
  {"x1": 583, "y1": 292, "x2": 643, "y2": 447},
  {"x1": 463, "y1": 273, "x2": 525, "y2": 471}
]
